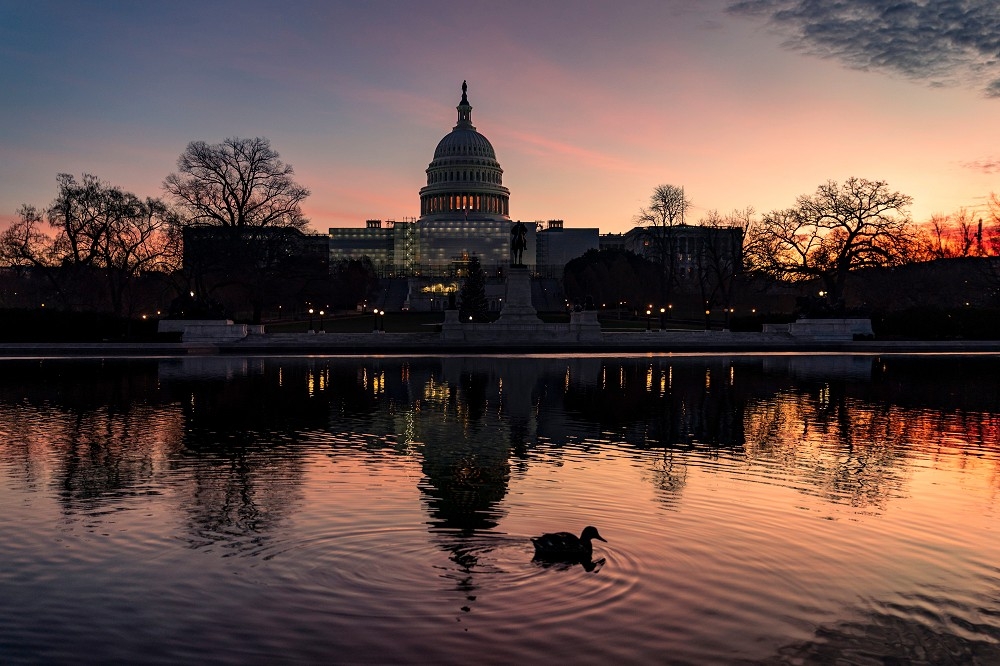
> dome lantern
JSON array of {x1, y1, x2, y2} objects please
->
[{"x1": 456, "y1": 79, "x2": 474, "y2": 129}]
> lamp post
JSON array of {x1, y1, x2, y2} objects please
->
[
  {"x1": 646, "y1": 309, "x2": 652, "y2": 331},
  {"x1": 705, "y1": 309, "x2": 711, "y2": 330},
  {"x1": 659, "y1": 307, "x2": 666, "y2": 330},
  {"x1": 318, "y1": 310, "x2": 325, "y2": 332},
  {"x1": 308, "y1": 308, "x2": 314, "y2": 332}
]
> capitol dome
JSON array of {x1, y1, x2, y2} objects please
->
[{"x1": 419, "y1": 82, "x2": 510, "y2": 219}]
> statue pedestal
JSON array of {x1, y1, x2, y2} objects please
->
[
  {"x1": 441, "y1": 309, "x2": 464, "y2": 340},
  {"x1": 499, "y1": 266, "x2": 539, "y2": 323}
]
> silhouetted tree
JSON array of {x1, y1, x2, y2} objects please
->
[
  {"x1": 0, "y1": 174, "x2": 178, "y2": 316},
  {"x1": 164, "y1": 137, "x2": 311, "y2": 322},
  {"x1": 918, "y1": 208, "x2": 985, "y2": 260},
  {"x1": 636, "y1": 184, "x2": 691, "y2": 305},
  {"x1": 164, "y1": 137, "x2": 309, "y2": 230},
  {"x1": 564, "y1": 248, "x2": 658, "y2": 309},
  {"x1": 459, "y1": 256, "x2": 489, "y2": 322},
  {"x1": 696, "y1": 209, "x2": 748, "y2": 325},
  {"x1": 750, "y1": 178, "x2": 914, "y2": 310},
  {"x1": 329, "y1": 258, "x2": 378, "y2": 310}
]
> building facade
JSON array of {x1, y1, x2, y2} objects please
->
[{"x1": 600, "y1": 225, "x2": 744, "y2": 282}]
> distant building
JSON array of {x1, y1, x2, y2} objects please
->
[
  {"x1": 328, "y1": 219, "x2": 416, "y2": 275},
  {"x1": 183, "y1": 226, "x2": 329, "y2": 275},
  {"x1": 600, "y1": 225, "x2": 743, "y2": 281},
  {"x1": 537, "y1": 220, "x2": 599, "y2": 276}
]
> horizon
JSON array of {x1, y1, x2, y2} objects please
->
[{"x1": 2, "y1": 1, "x2": 1000, "y2": 235}]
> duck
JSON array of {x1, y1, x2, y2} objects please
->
[{"x1": 531, "y1": 526, "x2": 606, "y2": 559}]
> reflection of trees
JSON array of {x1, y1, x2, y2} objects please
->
[
  {"x1": 648, "y1": 450, "x2": 688, "y2": 506},
  {"x1": 0, "y1": 402, "x2": 182, "y2": 509},
  {"x1": 172, "y1": 445, "x2": 303, "y2": 550},
  {"x1": 162, "y1": 360, "x2": 332, "y2": 550},
  {"x1": 744, "y1": 389, "x2": 911, "y2": 509},
  {"x1": 0, "y1": 360, "x2": 181, "y2": 507}
]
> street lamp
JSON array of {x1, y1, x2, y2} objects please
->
[
  {"x1": 318, "y1": 310, "x2": 325, "y2": 332},
  {"x1": 308, "y1": 307, "x2": 314, "y2": 332},
  {"x1": 646, "y1": 309, "x2": 652, "y2": 331},
  {"x1": 659, "y1": 307, "x2": 666, "y2": 330},
  {"x1": 705, "y1": 309, "x2": 711, "y2": 330}
]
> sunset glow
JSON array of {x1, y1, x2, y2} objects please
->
[{"x1": 3, "y1": 1, "x2": 1000, "y2": 235}]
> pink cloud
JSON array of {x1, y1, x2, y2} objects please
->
[{"x1": 962, "y1": 159, "x2": 1000, "y2": 174}]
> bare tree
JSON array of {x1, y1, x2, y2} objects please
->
[
  {"x1": 697, "y1": 208, "x2": 750, "y2": 325},
  {"x1": 752, "y1": 178, "x2": 914, "y2": 309},
  {"x1": 985, "y1": 193, "x2": 1000, "y2": 256},
  {"x1": 98, "y1": 192, "x2": 180, "y2": 317},
  {"x1": 1, "y1": 205, "x2": 56, "y2": 271},
  {"x1": 636, "y1": 184, "x2": 691, "y2": 305},
  {"x1": 163, "y1": 137, "x2": 311, "y2": 322},
  {"x1": 163, "y1": 137, "x2": 309, "y2": 230},
  {"x1": 0, "y1": 174, "x2": 178, "y2": 315}
]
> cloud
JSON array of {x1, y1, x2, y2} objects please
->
[
  {"x1": 961, "y1": 158, "x2": 1000, "y2": 173},
  {"x1": 728, "y1": 0, "x2": 1000, "y2": 97},
  {"x1": 495, "y1": 128, "x2": 645, "y2": 174}
]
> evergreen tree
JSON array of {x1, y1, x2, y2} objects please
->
[{"x1": 459, "y1": 256, "x2": 489, "y2": 322}]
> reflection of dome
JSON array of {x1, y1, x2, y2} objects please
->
[{"x1": 419, "y1": 81, "x2": 510, "y2": 219}]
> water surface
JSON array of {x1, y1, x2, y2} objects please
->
[{"x1": 1, "y1": 354, "x2": 998, "y2": 664}]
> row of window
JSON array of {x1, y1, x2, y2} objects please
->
[
  {"x1": 427, "y1": 169, "x2": 502, "y2": 185},
  {"x1": 439, "y1": 144, "x2": 492, "y2": 157},
  {"x1": 421, "y1": 193, "x2": 509, "y2": 216}
]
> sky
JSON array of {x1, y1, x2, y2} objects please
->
[{"x1": 2, "y1": 0, "x2": 1000, "y2": 235}]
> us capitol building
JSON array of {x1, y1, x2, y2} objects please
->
[
  {"x1": 327, "y1": 82, "x2": 599, "y2": 310},
  {"x1": 326, "y1": 82, "x2": 741, "y2": 312}
]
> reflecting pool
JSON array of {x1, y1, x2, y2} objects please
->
[{"x1": 0, "y1": 354, "x2": 998, "y2": 664}]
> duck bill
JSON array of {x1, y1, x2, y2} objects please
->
[{"x1": 595, "y1": 535, "x2": 607, "y2": 542}]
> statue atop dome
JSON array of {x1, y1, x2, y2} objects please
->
[{"x1": 456, "y1": 80, "x2": 473, "y2": 128}]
